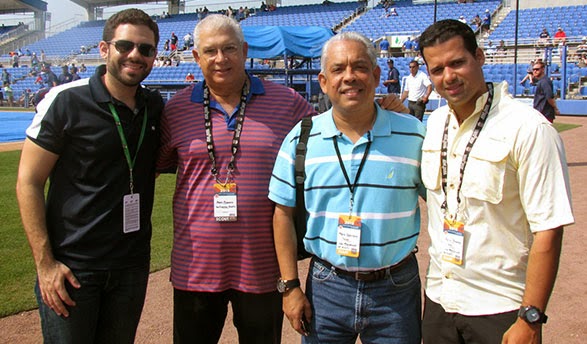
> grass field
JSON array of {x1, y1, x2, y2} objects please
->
[
  {"x1": 0, "y1": 121, "x2": 581, "y2": 318},
  {"x1": 0, "y1": 150, "x2": 175, "y2": 317}
]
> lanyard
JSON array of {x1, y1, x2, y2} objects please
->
[
  {"x1": 203, "y1": 81, "x2": 248, "y2": 184},
  {"x1": 108, "y1": 103, "x2": 148, "y2": 194},
  {"x1": 333, "y1": 133, "x2": 372, "y2": 216},
  {"x1": 440, "y1": 83, "x2": 494, "y2": 218}
]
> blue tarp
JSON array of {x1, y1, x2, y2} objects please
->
[{"x1": 243, "y1": 26, "x2": 334, "y2": 59}]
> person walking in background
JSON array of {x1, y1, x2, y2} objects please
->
[
  {"x1": 383, "y1": 58, "x2": 401, "y2": 95},
  {"x1": 156, "y1": 14, "x2": 316, "y2": 344},
  {"x1": 418, "y1": 19, "x2": 573, "y2": 343},
  {"x1": 270, "y1": 31, "x2": 424, "y2": 344},
  {"x1": 400, "y1": 60, "x2": 432, "y2": 121},
  {"x1": 15, "y1": 9, "x2": 163, "y2": 343},
  {"x1": 379, "y1": 36, "x2": 390, "y2": 58},
  {"x1": 532, "y1": 61, "x2": 560, "y2": 122}
]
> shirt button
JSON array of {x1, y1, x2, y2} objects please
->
[
  {"x1": 449, "y1": 183, "x2": 455, "y2": 188},
  {"x1": 451, "y1": 153, "x2": 457, "y2": 158}
]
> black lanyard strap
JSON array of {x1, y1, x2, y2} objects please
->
[
  {"x1": 108, "y1": 103, "x2": 148, "y2": 194},
  {"x1": 333, "y1": 133, "x2": 372, "y2": 215},
  {"x1": 440, "y1": 83, "x2": 494, "y2": 217},
  {"x1": 203, "y1": 81, "x2": 248, "y2": 184}
]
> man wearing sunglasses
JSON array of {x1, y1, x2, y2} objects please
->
[
  {"x1": 532, "y1": 61, "x2": 560, "y2": 123},
  {"x1": 16, "y1": 8, "x2": 163, "y2": 343}
]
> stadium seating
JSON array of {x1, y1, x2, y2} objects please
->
[
  {"x1": 343, "y1": 0, "x2": 501, "y2": 38},
  {"x1": 491, "y1": 5, "x2": 587, "y2": 41}
]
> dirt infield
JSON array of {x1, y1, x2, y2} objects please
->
[{"x1": 1, "y1": 116, "x2": 586, "y2": 343}]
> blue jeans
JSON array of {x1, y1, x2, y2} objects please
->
[
  {"x1": 35, "y1": 264, "x2": 149, "y2": 344},
  {"x1": 303, "y1": 255, "x2": 421, "y2": 344}
]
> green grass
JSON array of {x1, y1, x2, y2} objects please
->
[
  {"x1": 553, "y1": 122, "x2": 582, "y2": 133},
  {"x1": 0, "y1": 150, "x2": 174, "y2": 317},
  {"x1": 0, "y1": 120, "x2": 581, "y2": 317}
]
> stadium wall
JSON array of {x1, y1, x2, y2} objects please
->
[{"x1": 517, "y1": 0, "x2": 587, "y2": 9}]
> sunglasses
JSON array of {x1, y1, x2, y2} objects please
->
[
  {"x1": 532, "y1": 68, "x2": 543, "y2": 71},
  {"x1": 107, "y1": 40, "x2": 156, "y2": 57}
]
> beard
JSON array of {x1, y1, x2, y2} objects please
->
[{"x1": 107, "y1": 56, "x2": 152, "y2": 87}]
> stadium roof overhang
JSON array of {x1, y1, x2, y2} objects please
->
[
  {"x1": 70, "y1": 0, "x2": 170, "y2": 9},
  {"x1": 0, "y1": 0, "x2": 47, "y2": 15}
]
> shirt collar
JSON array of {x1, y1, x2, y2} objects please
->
[
  {"x1": 449, "y1": 81, "x2": 506, "y2": 124},
  {"x1": 190, "y1": 73, "x2": 265, "y2": 104},
  {"x1": 321, "y1": 102, "x2": 389, "y2": 138}
]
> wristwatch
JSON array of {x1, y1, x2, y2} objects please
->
[
  {"x1": 276, "y1": 278, "x2": 300, "y2": 293},
  {"x1": 518, "y1": 305, "x2": 548, "y2": 324}
]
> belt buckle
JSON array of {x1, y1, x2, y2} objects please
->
[{"x1": 354, "y1": 271, "x2": 376, "y2": 281}]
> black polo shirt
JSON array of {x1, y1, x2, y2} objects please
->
[{"x1": 26, "y1": 65, "x2": 164, "y2": 270}]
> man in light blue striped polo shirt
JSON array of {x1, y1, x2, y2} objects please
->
[{"x1": 269, "y1": 32, "x2": 425, "y2": 344}]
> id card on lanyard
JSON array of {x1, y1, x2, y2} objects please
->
[
  {"x1": 439, "y1": 83, "x2": 494, "y2": 265},
  {"x1": 333, "y1": 134, "x2": 372, "y2": 258},
  {"x1": 203, "y1": 82, "x2": 248, "y2": 222},
  {"x1": 108, "y1": 103, "x2": 148, "y2": 234}
]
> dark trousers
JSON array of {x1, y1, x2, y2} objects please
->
[
  {"x1": 422, "y1": 295, "x2": 519, "y2": 344},
  {"x1": 173, "y1": 288, "x2": 283, "y2": 344},
  {"x1": 35, "y1": 264, "x2": 149, "y2": 344},
  {"x1": 408, "y1": 100, "x2": 426, "y2": 121}
]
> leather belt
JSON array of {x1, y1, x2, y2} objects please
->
[{"x1": 312, "y1": 251, "x2": 416, "y2": 282}]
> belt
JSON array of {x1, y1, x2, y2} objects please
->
[{"x1": 312, "y1": 250, "x2": 416, "y2": 282}]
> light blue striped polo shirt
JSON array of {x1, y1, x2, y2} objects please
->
[{"x1": 269, "y1": 103, "x2": 426, "y2": 271}]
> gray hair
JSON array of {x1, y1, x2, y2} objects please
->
[
  {"x1": 320, "y1": 32, "x2": 377, "y2": 73},
  {"x1": 193, "y1": 14, "x2": 244, "y2": 51}
]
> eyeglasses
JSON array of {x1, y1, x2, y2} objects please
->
[
  {"x1": 200, "y1": 44, "x2": 240, "y2": 59},
  {"x1": 107, "y1": 40, "x2": 157, "y2": 57}
]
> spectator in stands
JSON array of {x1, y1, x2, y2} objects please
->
[
  {"x1": 536, "y1": 28, "x2": 550, "y2": 48},
  {"x1": 16, "y1": 8, "x2": 163, "y2": 344},
  {"x1": 400, "y1": 60, "x2": 432, "y2": 121},
  {"x1": 184, "y1": 72, "x2": 195, "y2": 82},
  {"x1": 379, "y1": 36, "x2": 390, "y2": 58},
  {"x1": 402, "y1": 37, "x2": 414, "y2": 57},
  {"x1": 383, "y1": 58, "x2": 401, "y2": 95},
  {"x1": 12, "y1": 53, "x2": 19, "y2": 67},
  {"x1": 164, "y1": 39, "x2": 170, "y2": 51},
  {"x1": 31, "y1": 52, "x2": 39, "y2": 68},
  {"x1": 40, "y1": 49, "x2": 46, "y2": 64},
  {"x1": 520, "y1": 59, "x2": 536, "y2": 91},
  {"x1": 70, "y1": 66, "x2": 80, "y2": 81},
  {"x1": 260, "y1": 1, "x2": 268, "y2": 12},
  {"x1": 485, "y1": 40, "x2": 496, "y2": 61},
  {"x1": 18, "y1": 88, "x2": 32, "y2": 108},
  {"x1": 270, "y1": 31, "x2": 423, "y2": 344},
  {"x1": 79, "y1": 63, "x2": 87, "y2": 73},
  {"x1": 41, "y1": 63, "x2": 58, "y2": 88},
  {"x1": 418, "y1": 19, "x2": 572, "y2": 344},
  {"x1": 2, "y1": 69, "x2": 11, "y2": 85},
  {"x1": 183, "y1": 32, "x2": 193, "y2": 50},
  {"x1": 3, "y1": 82, "x2": 13, "y2": 107},
  {"x1": 481, "y1": 9, "x2": 491, "y2": 34},
  {"x1": 470, "y1": 14, "x2": 481, "y2": 30},
  {"x1": 170, "y1": 32, "x2": 179, "y2": 51},
  {"x1": 80, "y1": 45, "x2": 87, "y2": 54},
  {"x1": 458, "y1": 15, "x2": 467, "y2": 24},
  {"x1": 496, "y1": 39, "x2": 507, "y2": 60},
  {"x1": 553, "y1": 26, "x2": 567, "y2": 46},
  {"x1": 533, "y1": 61, "x2": 559, "y2": 122},
  {"x1": 58, "y1": 65, "x2": 73, "y2": 85},
  {"x1": 415, "y1": 51, "x2": 425, "y2": 65}
]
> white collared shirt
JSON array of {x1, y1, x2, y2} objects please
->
[{"x1": 421, "y1": 82, "x2": 574, "y2": 315}]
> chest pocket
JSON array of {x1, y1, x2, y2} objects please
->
[
  {"x1": 461, "y1": 138, "x2": 509, "y2": 204},
  {"x1": 421, "y1": 138, "x2": 442, "y2": 191}
]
